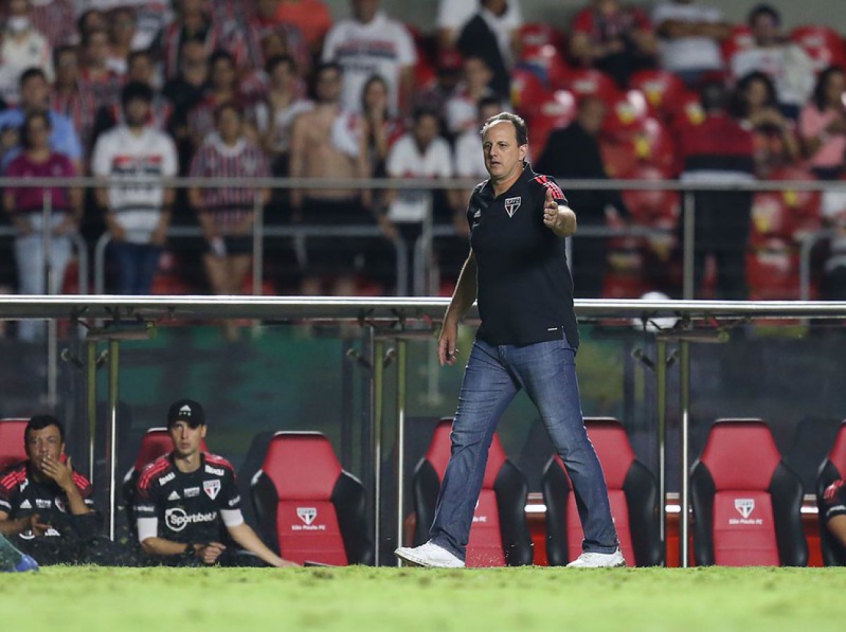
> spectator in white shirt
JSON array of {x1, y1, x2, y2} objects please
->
[
  {"x1": 384, "y1": 107, "x2": 461, "y2": 294},
  {"x1": 652, "y1": 0, "x2": 729, "y2": 86},
  {"x1": 91, "y1": 81, "x2": 178, "y2": 294},
  {"x1": 456, "y1": 0, "x2": 517, "y2": 101},
  {"x1": 730, "y1": 4, "x2": 815, "y2": 120},
  {"x1": 322, "y1": 0, "x2": 416, "y2": 117},
  {"x1": 2, "y1": 0, "x2": 54, "y2": 82},
  {"x1": 454, "y1": 96, "x2": 502, "y2": 183}
]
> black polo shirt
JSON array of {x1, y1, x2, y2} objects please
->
[{"x1": 468, "y1": 165, "x2": 580, "y2": 348}]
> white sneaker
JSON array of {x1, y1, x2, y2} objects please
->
[
  {"x1": 566, "y1": 548, "x2": 626, "y2": 568},
  {"x1": 394, "y1": 541, "x2": 466, "y2": 568}
]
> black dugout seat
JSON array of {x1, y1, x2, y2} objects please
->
[
  {"x1": 690, "y1": 419, "x2": 807, "y2": 566},
  {"x1": 251, "y1": 431, "x2": 373, "y2": 566},
  {"x1": 542, "y1": 417, "x2": 662, "y2": 566},
  {"x1": 411, "y1": 418, "x2": 533, "y2": 567}
]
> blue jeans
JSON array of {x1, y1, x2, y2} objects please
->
[
  {"x1": 429, "y1": 337, "x2": 619, "y2": 561},
  {"x1": 110, "y1": 242, "x2": 161, "y2": 295}
]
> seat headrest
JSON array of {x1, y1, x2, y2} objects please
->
[
  {"x1": 700, "y1": 419, "x2": 782, "y2": 490},
  {"x1": 134, "y1": 428, "x2": 209, "y2": 472},
  {"x1": 261, "y1": 432, "x2": 342, "y2": 500}
]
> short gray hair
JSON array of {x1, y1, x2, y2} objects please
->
[{"x1": 480, "y1": 111, "x2": 528, "y2": 146}]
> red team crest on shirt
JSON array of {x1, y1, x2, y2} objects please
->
[{"x1": 505, "y1": 196, "x2": 522, "y2": 217}]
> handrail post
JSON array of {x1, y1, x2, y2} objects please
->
[{"x1": 682, "y1": 191, "x2": 695, "y2": 300}]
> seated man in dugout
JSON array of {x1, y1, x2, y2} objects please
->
[
  {"x1": 823, "y1": 478, "x2": 846, "y2": 553},
  {"x1": 0, "y1": 415, "x2": 128, "y2": 565},
  {"x1": 135, "y1": 399, "x2": 297, "y2": 567}
]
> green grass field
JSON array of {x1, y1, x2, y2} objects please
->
[{"x1": 2, "y1": 566, "x2": 846, "y2": 631}]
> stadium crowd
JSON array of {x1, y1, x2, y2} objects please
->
[{"x1": 1, "y1": 0, "x2": 846, "y2": 314}]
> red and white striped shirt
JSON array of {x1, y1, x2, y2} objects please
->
[
  {"x1": 31, "y1": 0, "x2": 76, "y2": 47},
  {"x1": 157, "y1": 19, "x2": 240, "y2": 80},
  {"x1": 188, "y1": 133, "x2": 270, "y2": 229}
]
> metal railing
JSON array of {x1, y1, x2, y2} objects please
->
[{"x1": 3, "y1": 294, "x2": 846, "y2": 562}]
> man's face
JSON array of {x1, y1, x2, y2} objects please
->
[
  {"x1": 55, "y1": 50, "x2": 79, "y2": 86},
  {"x1": 464, "y1": 58, "x2": 492, "y2": 90},
  {"x1": 20, "y1": 75, "x2": 48, "y2": 109},
  {"x1": 169, "y1": 421, "x2": 206, "y2": 459},
  {"x1": 211, "y1": 58, "x2": 236, "y2": 90},
  {"x1": 352, "y1": 0, "x2": 379, "y2": 23},
  {"x1": 180, "y1": 41, "x2": 208, "y2": 74},
  {"x1": 751, "y1": 13, "x2": 780, "y2": 46},
  {"x1": 256, "y1": 0, "x2": 278, "y2": 19},
  {"x1": 413, "y1": 114, "x2": 439, "y2": 149},
  {"x1": 315, "y1": 67, "x2": 341, "y2": 103},
  {"x1": 216, "y1": 107, "x2": 242, "y2": 142},
  {"x1": 578, "y1": 98, "x2": 606, "y2": 135},
  {"x1": 25, "y1": 425, "x2": 63, "y2": 476},
  {"x1": 482, "y1": 120, "x2": 527, "y2": 181},
  {"x1": 125, "y1": 97, "x2": 151, "y2": 127},
  {"x1": 85, "y1": 31, "x2": 109, "y2": 66},
  {"x1": 8, "y1": 0, "x2": 30, "y2": 18},
  {"x1": 128, "y1": 55, "x2": 153, "y2": 83}
]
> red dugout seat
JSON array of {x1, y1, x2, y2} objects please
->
[
  {"x1": 542, "y1": 418, "x2": 662, "y2": 566},
  {"x1": 0, "y1": 418, "x2": 28, "y2": 471},
  {"x1": 251, "y1": 431, "x2": 373, "y2": 566},
  {"x1": 816, "y1": 420, "x2": 846, "y2": 565},
  {"x1": 410, "y1": 418, "x2": 533, "y2": 567},
  {"x1": 690, "y1": 419, "x2": 808, "y2": 566}
]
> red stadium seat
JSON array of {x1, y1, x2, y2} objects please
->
[
  {"x1": 410, "y1": 418, "x2": 533, "y2": 567},
  {"x1": 556, "y1": 67, "x2": 619, "y2": 101},
  {"x1": 746, "y1": 241, "x2": 802, "y2": 300},
  {"x1": 516, "y1": 23, "x2": 569, "y2": 84},
  {"x1": 767, "y1": 167, "x2": 822, "y2": 240},
  {"x1": 511, "y1": 66, "x2": 549, "y2": 118},
  {"x1": 629, "y1": 69, "x2": 686, "y2": 121},
  {"x1": 791, "y1": 26, "x2": 846, "y2": 74},
  {"x1": 122, "y1": 428, "x2": 210, "y2": 535},
  {"x1": 600, "y1": 139, "x2": 638, "y2": 179},
  {"x1": 633, "y1": 117, "x2": 679, "y2": 175},
  {"x1": 527, "y1": 89, "x2": 578, "y2": 156},
  {"x1": 722, "y1": 24, "x2": 754, "y2": 66},
  {"x1": 0, "y1": 418, "x2": 28, "y2": 471},
  {"x1": 602, "y1": 90, "x2": 651, "y2": 143},
  {"x1": 542, "y1": 418, "x2": 663, "y2": 566},
  {"x1": 622, "y1": 165, "x2": 680, "y2": 226},
  {"x1": 251, "y1": 431, "x2": 373, "y2": 566},
  {"x1": 690, "y1": 419, "x2": 808, "y2": 566},
  {"x1": 816, "y1": 420, "x2": 846, "y2": 565}
]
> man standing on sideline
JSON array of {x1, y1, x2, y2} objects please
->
[
  {"x1": 394, "y1": 112, "x2": 623, "y2": 569},
  {"x1": 135, "y1": 399, "x2": 297, "y2": 567}
]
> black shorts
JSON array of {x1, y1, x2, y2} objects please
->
[{"x1": 205, "y1": 236, "x2": 253, "y2": 256}]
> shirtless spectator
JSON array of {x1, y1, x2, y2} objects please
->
[
  {"x1": 569, "y1": 0, "x2": 657, "y2": 88},
  {"x1": 289, "y1": 62, "x2": 371, "y2": 294},
  {"x1": 652, "y1": 0, "x2": 729, "y2": 86},
  {"x1": 322, "y1": 0, "x2": 416, "y2": 117},
  {"x1": 730, "y1": 4, "x2": 814, "y2": 120}
]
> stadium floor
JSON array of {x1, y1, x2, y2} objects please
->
[{"x1": 1, "y1": 566, "x2": 844, "y2": 630}]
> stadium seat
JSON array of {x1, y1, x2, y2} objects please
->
[
  {"x1": 721, "y1": 24, "x2": 754, "y2": 66},
  {"x1": 746, "y1": 240, "x2": 802, "y2": 300},
  {"x1": 0, "y1": 418, "x2": 28, "y2": 471},
  {"x1": 410, "y1": 418, "x2": 533, "y2": 567},
  {"x1": 791, "y1": 25, "x2": 846, "y2": 74},
  {"x1": 629, "y1": 69, "x2": 686, "y2": 122},
  {"x1": 511, "y1": 67, "x2": 548, "y2": 118},
  {"x1": 121, "y1": 428, "x2": 209, "y2": 535},
  {"x1": 767, "y1": 166, "x2": 822, "y2": 241},
  {"x1": 602, "y1": 90, "x2": 650, "y2": 143},
  {"x1": 816, "y1": 420, "x2": 846, "y2": 565},
  {"x1": 542, "y1": 417, "x2": 663, "y2": 566},
  {"x1": 251, "y1": 431, "x2": 373, "y2": 566},
  {"x1": 527, "y1": 89, "x2": 578, "y2": 156},
  {"x1": 556, "y1": 67, "x2": 619, "y2": 102},
  {"x1": 690, "y1": 419, "x2": 808, "y2": 566},
  {"x1": 516, "y1": 23, "x2": 569, "y2": 86}
]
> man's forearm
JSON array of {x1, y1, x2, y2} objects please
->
[
  {"x1": 0, "y1": 517, "x2": 26, "y2": 536},
  {"x1": 445, "y1": 252, "x2": 477, "y2": 325},
  {"x1": 228, "y1": 522, "x2": 289, "y2": 567},
  {"x1": 140, "y1": 536, "x2": 193, "y2": 557}
]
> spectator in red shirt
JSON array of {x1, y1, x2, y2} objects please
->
[
  {"x1": 2, "y1": 111, "x2": 81, "y2": 339},
  {"x1": 275, "y1": 0, "x2": 333, "y2": 58},
  {"x1": 569, "y1": 0, "x2": 658, "y2": 88}
]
